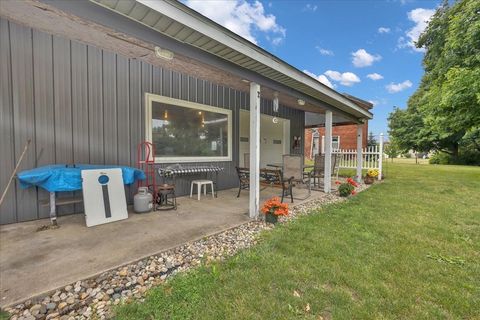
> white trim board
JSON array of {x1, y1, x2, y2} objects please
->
[{"x1": 145, "y1": 93, "x2": 233, "y2": 163}]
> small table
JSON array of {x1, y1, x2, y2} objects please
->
[
  {"x1": 266, "y1": 163, "x2": 282, "y2": 169},
  {"x1": 156, "y1": 184, "x2": 177, "y2": 210}
]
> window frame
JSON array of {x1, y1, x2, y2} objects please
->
[
  {"x1": 321, "y1": 135, "x2": 341, "y2": 153},
  {"x1": 145, "y1": 93, "x2": 233, "y2": 163}
]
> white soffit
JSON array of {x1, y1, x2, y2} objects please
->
[{"x1": 90, "y1": 0, "x2": 372, "y2": 120}]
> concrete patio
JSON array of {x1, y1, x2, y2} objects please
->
[{"x1": 0, "y1": 186, "x2": 322, "y2": 307}]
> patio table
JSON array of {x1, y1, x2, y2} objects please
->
[{"x1": 266, "y1": 163, "x2": 314, "y2": 171}]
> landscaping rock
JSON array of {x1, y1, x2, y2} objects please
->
[{"x1": 5, "y1": 184, "x2": 370, "y2": 319}]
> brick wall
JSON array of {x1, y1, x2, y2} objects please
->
[{"x1": 304, "y1": 122, "x2": 369, "y2": 159}]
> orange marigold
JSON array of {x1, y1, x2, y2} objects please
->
[{"x1": 261, "y1": 197, "x2": 289, "y2": 216}]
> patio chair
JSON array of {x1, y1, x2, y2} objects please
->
[
  {"x1": 283, "y1": 154, "x2": 311, "y2": 199},
  {"x1": 235, "y1": 167, "x2": 249, "y2": 197},
  {"x1": 310, "y1": 154, "x2": 340, "y2": 188},
  {"x1": 260, "y1": 168, "x2": 294, "y2": 203}
]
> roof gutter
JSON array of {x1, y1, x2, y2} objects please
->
[{"x1": 135, "y1": 0, "x2": 372, "y2": 120}]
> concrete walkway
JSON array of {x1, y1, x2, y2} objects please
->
[{"x1": 0, "y1": 187, "x2": 320, "y2": 307}]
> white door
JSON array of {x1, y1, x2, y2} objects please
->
[{"x1": 239, "y1": 111, "x2": 290, "y2": 168}]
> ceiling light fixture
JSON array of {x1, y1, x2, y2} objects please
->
[
  {"x1": 297, "y1": 99, "x2": 305, "y2": 106},
  {"x1": 154, "y1": 46, "x2": 174, "y2": 60}
]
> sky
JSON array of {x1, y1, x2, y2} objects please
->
[{"x1": 182, "y1": 0, "x2": 441, "y2": 137}]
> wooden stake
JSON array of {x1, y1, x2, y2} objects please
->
[{"x1": 0, "y1": 139, "x2": 31, "y2": 207}]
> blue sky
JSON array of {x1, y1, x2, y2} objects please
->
[{"x1": 182, "y1": 0, "x2": 441, "y2": 137}]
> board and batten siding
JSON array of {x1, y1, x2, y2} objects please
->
[{"x1": 0, "y1": 18, "x2": 304, "y2": 225}]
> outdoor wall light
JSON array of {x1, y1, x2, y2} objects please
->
[
  {"x1": 297, "y1": 99, "x2": 305, "y2": 106},
  {"x1": 154, "y1": 46, "x2": 174, "y2": 60}
]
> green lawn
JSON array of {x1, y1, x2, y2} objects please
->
[{"x1": 115, "y1": 163, "x2": 480, "y2": 319}]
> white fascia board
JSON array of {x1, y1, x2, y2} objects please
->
[{"x1": 137, "y1": 0, "x2": 372, "y2": 120}]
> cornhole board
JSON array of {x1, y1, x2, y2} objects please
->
[{"x1": 81, "y1": 168, "x2": 128, "y2": 227}]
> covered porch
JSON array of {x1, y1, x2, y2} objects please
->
[
  {"x1": 0, "y1": 0, "x2": 373, "y2": 310},
  {"x1": 0, "y1": 187, "x2": 326, "y2": 307}
]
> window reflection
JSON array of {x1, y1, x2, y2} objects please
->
[{"x1": 151, "y1": 101, "x2": 229, "y2": 158}]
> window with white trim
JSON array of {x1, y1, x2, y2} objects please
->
[
  {"x1": 145, "y1": 94, "x2": 232, "y2": 162},
  {"x1": 321, "y1": 135, "x2": 341, "y2": 153}
]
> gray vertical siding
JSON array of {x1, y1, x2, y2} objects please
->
[{"x1": 0, "y1": 18, "x2": 304, "y2": 225}]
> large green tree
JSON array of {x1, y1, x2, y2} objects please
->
[{"x1": 388, "y1": 0, "x2": 480, "y2": 158}]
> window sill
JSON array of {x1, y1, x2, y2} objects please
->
[{"x1": 154, "y1": 157, "x2": 232, "y2": 163}]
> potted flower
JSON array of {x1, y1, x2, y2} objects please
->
[
  {"x1": 337, "y1": 178, "x2": 358, "y2": 197},
  {"x1": 261, "y1": 197, "x2": 289, "y2": 224},
  {"x1": 364, "y1": 169, "x2": 378, "y2": 184}
]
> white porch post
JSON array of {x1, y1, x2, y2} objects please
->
[
  {"x1": 378, "y1": 133, "x2": 384, "y2": 180},
  {"x1": 356, "y1": 124, "x2": 363, "y2": 182},
  {"x1": 249, "y1": 82, "x2": 261, "y2": 219},
  {"x1": 324, "y1": 111, "x2": 332, "y2": 193}
]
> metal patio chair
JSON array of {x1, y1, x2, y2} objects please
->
[
  {"x1": 283, "y1": 154, "x2": 311, "y2": 200},
  {"x1": 310, "y1": 154, "x2": 340, "y2": 188}
]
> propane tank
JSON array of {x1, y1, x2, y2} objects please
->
[{"x1": 134, "y1": 187, "x2": 153, "y2": 213}]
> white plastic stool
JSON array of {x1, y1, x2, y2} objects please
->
[{"x1": 190, "y1": 180, "x2": 215, "y2": 200}]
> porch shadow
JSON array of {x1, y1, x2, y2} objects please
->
[{"x1": 0, "y1": 187, "x2": 324, "y2": 307}]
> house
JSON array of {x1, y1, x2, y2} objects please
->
[
  {"x1": 304, "y1": 94, "x2": 373, "y2": 159},
  {"x1": 0, "y1": 0, "x2": 373, "y2": 225}
]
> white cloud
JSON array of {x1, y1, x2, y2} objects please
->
[
  {"x1": 315, "y1": 46, "x2": 334, "y2": 56},
  {"x1": 351, "y1": 49, "x2": 382, "y2": 67},
  {"x1": 386, "y1": 80, "x2": 412, "y2": 93},
  {"x1": 378, "y1": 27, "x2": 391, "y2": 34},
  {"x1": 398, "y1": 8, "x2": 436, "y2": 52},
  {"x1": 324, "y1": 70, "x2": 361, "y2": 86},
  {"x1": 180, "y1": 0, "x2": 286, "y2": 45},
  {"x1": 303, "y1": 4, "x2": 318, "y2": 12},
  {"x1": 367, "y1": 73, "x2": 384, "y2": 81},
  {"x1": 303, "y1": 70, "x2": 334, "y2": 88},
  {"x1": 368, "y1": 98, "x2": 388, "y2": 106}
]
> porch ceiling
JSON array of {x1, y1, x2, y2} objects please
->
[
  {"x1": 0, "y1": 0, "x2": 333, "y2": 115},
  {"x1": 89, "y1": 0, "x2": 372, "y2": 121},
  {"x1": 305, "y1": 112, "x2": 358, "y2": 127}
]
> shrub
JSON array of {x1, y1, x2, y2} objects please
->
[
  {"x1": 338, "y1": 183, "x2": 354, "y2": 197},
  {"x1": 429, "y1": 150, "x2": 480, "y2": 165},
  {"x1": 456, "y1": 150, "x2": 480, "y2": 165},
  {"x1": 429, "y1": 152, "x2": 452, "y2": 164}
]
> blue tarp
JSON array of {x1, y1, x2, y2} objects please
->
[{"x1": 18, "y1": 164, "x2": 146, "y2": 192}]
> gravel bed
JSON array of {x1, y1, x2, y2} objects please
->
[{"x1": 5, "y1": 182, "x2": 369, "y2": 320}]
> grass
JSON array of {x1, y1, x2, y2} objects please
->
[
  {"x1": 0, "y1": 310, "x2": 8, "y2": 320},
  {"x1": 115, "y1": 163, "x2": 480, "y2": 319}
]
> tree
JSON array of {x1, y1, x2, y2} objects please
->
[
  {"x1": 367, "y1": 132, "x2": 377, "y2": 147},
  {"x1": 388, "y1": 0, "x2": 480, "y2": 162},
  {"x1": 384, "y1": 140, "x2": 400, "y2": 162}
]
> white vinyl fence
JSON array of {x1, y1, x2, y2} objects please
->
[{"x1": 333, "y1": 133, "x2": 384, "y2": 180}]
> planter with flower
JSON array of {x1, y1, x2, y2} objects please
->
[
  {"x1": 337, "y1": 178, "x2": 358, "y2": 197},
  {"x1": 364, "y1": 169, "x2": 378, "y2": 184},
  {"x1": 261, "y1": 197, "x2": 289, "y2": 224}
]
